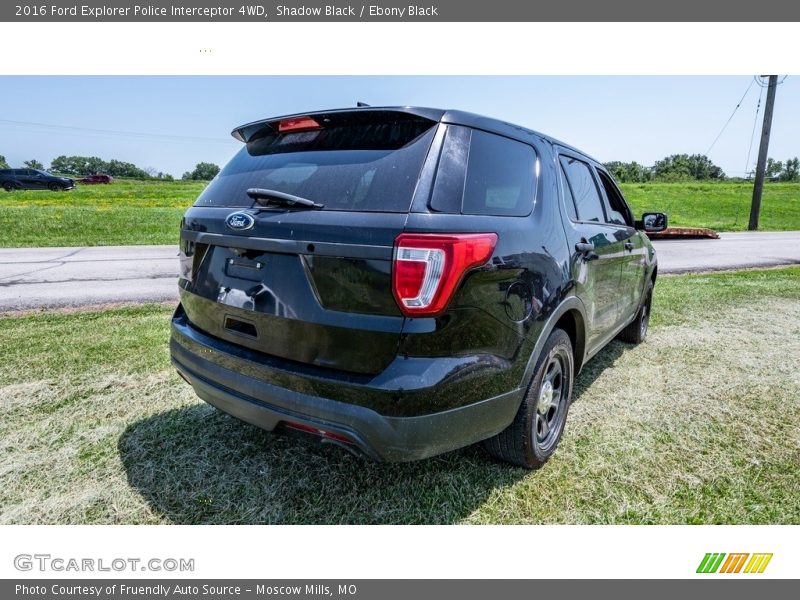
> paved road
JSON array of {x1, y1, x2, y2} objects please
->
[
  {"x1": 0, "y1": 245, "x2": 179, "y2": 312},
  {"x1": 1, "y1": 231, "x2": 798, "y2": 311},
  {"x1": 651, "y1": 231, "x2": 800, "y2": 274}
]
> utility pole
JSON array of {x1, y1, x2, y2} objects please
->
[{"x1": 749, "y1": 75, "x2": 778, "y2": 231}]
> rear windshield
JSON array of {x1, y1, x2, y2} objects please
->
[{"x1": 194, "y1": 114, "x2": 436, "y2": 212}]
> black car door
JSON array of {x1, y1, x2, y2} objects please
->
[
  {"x1": 18, "y1": 169, "x2": 44, "y2": 189},
  {"x1": 14, "y1": 169, "x2": 33, "y2": 188},
  {"x1": 594, "y1": 168, "x2": 648, "y2": 324},
  {"x1": 557, "y1": 153, "x2": 626, "y2": 350}
]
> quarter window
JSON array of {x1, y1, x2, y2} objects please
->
[
  {"x1": 430, "y1": 126, "x2": 537, "y2": 217},
  {"x1": 462, "y1": 130, "x2": 536, "y2": 217}
]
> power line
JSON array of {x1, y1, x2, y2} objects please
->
[
  {"x1": 705, "y1": 77, "x2": 755, "y2": 155},
  {"x1": 0, "y1": 119, "x2": 237, "y2": 145},
  {"x1": 744, "y1": 84, "x2": 764, "y2": 177}
]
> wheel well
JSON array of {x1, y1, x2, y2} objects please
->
[
  {"x1": 554, "y1": 309, "x2": 586, "y2": 373},
  {"x1": 651, "y1": 265, "x2": 658, "y2": 283}
]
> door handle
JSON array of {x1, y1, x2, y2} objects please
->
[
  {"x1": 624, "y1": 242, "x2": 635, "y2": 251},
  {"x1": 575, "y1": 241, "x2": 599, "y2": 261}
]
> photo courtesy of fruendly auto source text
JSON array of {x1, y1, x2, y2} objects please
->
[{"x1": 0, "y1": 0, "x2": 798, "y2": 596}]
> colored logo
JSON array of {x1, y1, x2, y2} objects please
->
[
  {"x1": 696, "y1": 553, "x2": 773, "y2": 574},
  {"x1": 225, "y1": 212, "x2": 255, "y2": 231}
]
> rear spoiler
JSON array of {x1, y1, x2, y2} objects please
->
[{"x1": 231, "y1": 106, "x2": 445, "y2": 143}]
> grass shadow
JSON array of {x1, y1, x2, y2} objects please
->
[{"x1": 119, "y1": 342, "x2": 628, "y2": 525}]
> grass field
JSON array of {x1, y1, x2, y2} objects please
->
[
  {"x1": 621, "y1": 182, "x2": 800, "y2": 232},
  {"x1": 1, "y1": 267, "x2": 798, "y2": 524},
  {"x1": 0, "y1": 180, "x2": 200, "y2": 247},
  {"x1": 0, "y1": 180, "x2": 798, "y2": 247}
]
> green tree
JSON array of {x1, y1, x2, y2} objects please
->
[
  {"x1": 105, "y1": 159, "x2": 149, "y2": 179},
  {"x1": 0, "y1": 155, "x2": 8, "y2": 169},
  {"x1": 782, "y1": 157, "x2": 800, "y2": 182},
  {"x1": 653, "y1": 154, "x2": 725, "y2": 181},
  {"x1": 49, "y1": 155, "x2": 153, "y2": 178},
  {"x1": 604, "y1": 161, "x2": 652, "y2": 183},
  {"x1": 182, "y1": 162, "x2": 220, "y2": 181},
  {"x1": 50, "y1": 155, "x2": 107, "y2": 176},
  {"x1": 765, "y1": 158, "x2": 783, "y2": 178},
  {"x1": 23, "y1": 159, "x2": 45, "y2": 170}
]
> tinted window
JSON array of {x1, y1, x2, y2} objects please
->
[
  {"x1": 596, "y1": 170, "x2": 631, "y2": 226},
  {"x1": 462, "y1": 130, "x2": 535, "y2": 216},
  {"x1": 430, "y1": 126, "x2": 536, "y2": 217},
  {"x1": 559, "y1": 156, "x2": 605, "y2": 223},
  {"x1": 559, "y1": 164, "x2": 578, "y2": 221},
  {"x1": 194, "y1": 114, "x2": 436, "y2": 212}
]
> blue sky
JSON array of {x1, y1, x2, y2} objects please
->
[{"x1": 1, "y1": 76, "x2": 798, "y2": 177}]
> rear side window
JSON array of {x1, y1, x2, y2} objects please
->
[
  {"x1": 430, "y1": 126, "x2": 536, "y2": 217},
  {"x1": 195, "y1": 113, "x2": 436, "y2": 212},
  {"x1": 596, "y1": 169, "x2": 632, "y2": 226},
  {"x1": 559, "y1": 156, "x2": 606, "y2": 223}
]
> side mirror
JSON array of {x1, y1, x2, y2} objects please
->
[{"x1": 637, "y1": 212, "x2": 668, "y2": 233}]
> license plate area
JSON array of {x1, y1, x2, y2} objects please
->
[{"x1": 224, "y1": 255, "x2": 266, "y2": 282}]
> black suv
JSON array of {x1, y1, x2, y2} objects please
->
[
  {"x1": 0, "y1": 168, "x2": 75, "y2": 192},
  {"x1": 171, "y1": 107, "x2": 666, "y2": 468}
]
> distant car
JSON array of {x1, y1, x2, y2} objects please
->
[
  {"x1": 78, "y1": 174, "x2": 114, "y2": 184},
  {"x1": 0, "y1": 168, "x2": 75, "y2": 192}
]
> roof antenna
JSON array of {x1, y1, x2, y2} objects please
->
[{"x1": 357, "y1": 101, "x2": 370, "y2": 107}]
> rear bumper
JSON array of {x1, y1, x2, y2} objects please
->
[{"x1": 171, "y1": 308, "x2": 523, "y2": 462}]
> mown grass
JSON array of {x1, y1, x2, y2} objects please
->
[
  {"x1": 0, "y1": 181, "x2": 798, "y2": 247},
  {"x1": 1, "y1": 268, "x2": 798, "y2": 524},
  {"x1": 0, "y1": 180, "x2": 200, "y2": 247}
]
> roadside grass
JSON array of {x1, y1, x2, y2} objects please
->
[
  {"x1": 0, "y1": 180, "x2": 199, "y2": 247},
  {"x1": 0, "y1": 181, "x2": 798, "y2": 247},
  {"x1": 0, "y1": 268, "x2": 799, "y2": 524}
]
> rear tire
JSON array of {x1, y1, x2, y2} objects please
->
[
  {"x1": 483, "y1": 328, "x2": 574, "y2": 469},
  {"x1": 617, "y1": 280, "x2": 654, "y2": 344},
  {"x1": 2, "y1": 181, "x2": 14, "y2": 192}
]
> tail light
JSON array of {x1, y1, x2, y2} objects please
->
[{"x1": 392, "y1": 233, "x2": 497, "y2": 317}]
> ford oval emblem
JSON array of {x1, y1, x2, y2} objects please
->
[{"x1": 225, "y1": 212, "x2": 255, "y2": 231}]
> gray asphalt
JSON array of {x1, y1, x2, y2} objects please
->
[
  {"x1": 0, "y1": 245, "x2": 179, "y2": 311},
  {"x1": 1, "y1": 231, "x2": 798, "y2": 311},
  {"x1": 651, "y1": 231, "x2": 800, "y2": 274}
]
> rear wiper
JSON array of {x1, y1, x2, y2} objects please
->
[{"x1": 246, "y1": 188, "x2": 324, "y2": 210}]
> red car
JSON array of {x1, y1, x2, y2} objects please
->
[{"x1": 78, "y1": 174, "x2": 113, "y2": 184}]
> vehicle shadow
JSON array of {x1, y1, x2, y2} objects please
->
[{"x1": 119, "y1": 342, "x2": 627, "y2": 525}]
